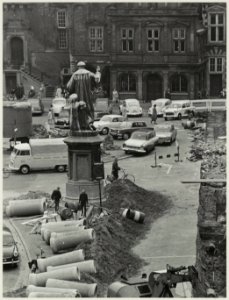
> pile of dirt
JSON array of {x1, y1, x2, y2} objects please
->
[
  {"x1": 79, "y1": 179, "x2": 173, "y2": 296},
  {"x1": 3, "y1": 287, "x2": 27, "y2": 298},
  {"x1": 31, "y1": 124, "x2": 49, "y2": 138}
]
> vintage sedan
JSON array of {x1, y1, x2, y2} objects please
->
[
  {"x1": 148, "y1": 98, "x2": 171, "y2": 117},
  {"x1": 93, "y1": 114, "x2": 124, "y2": 135},
  {"x1": 28, "y1": 98, "x2": 44, "y2": 115},
  {"x1": 119, "y1": 99, "x2": 143, "y2": 117},
  {"x1": 54, "y1": 107, "x2": 70, "y2": 129},
  {"x1": 52, "y1": 97, "x2": 67, "y2": 116},
  {"x1": 110, "y1": 121, "x2": 148, "y2": 140},
  {"x1": 3, "y1": 226, "x2": 19, "y2": 267},
  {"x1": 122, "y1": 129, "x2": 159, "y2": 154},
  {"x1": 155, "y1": 125, "x2": 177, "y2": 145}
]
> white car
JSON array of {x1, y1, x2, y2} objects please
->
[
  {"x1": 148, "y1": 98, "x2": 171, "y2": 117},
  {"x1": 93, "y1": 114, "x2": 124, "y2": 135},
  {"x1": 164, "y1": 100, "x2": 195, "y2": 120},
  {"x1": 52, "y1": 97, "x2": 67, "y2": 116},
  {"x1": 120, "y1": 99, "x2": 143, "y2": 117},
  {"x1": 122, "y1": 129, "x2": 159, "y2": 154}
]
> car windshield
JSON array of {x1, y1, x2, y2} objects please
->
[
  {"x1": 126, "y1": 101, "x2": 139, "y2": 106},
  {"x1": 3, "y1": 234, "x2": 14, "y2": 246},
  {"x1": 100, "y1": 116, "x2": 112, "y2": 122},
  {"x1": 53, "y1": 99, "x2": 65, "y2": 105},
  {"x1": 59, "y1": 110, "x2": 69, "y2": 118},
  {"x1": 152, "y1": 102, "x2": 163, "y2": 107},
  {"x1": 156, "y1": 127, "x2": 171, "y2": 133},
  {"x1": 131, "y1": 132, "x2": 148, "y2": 140},
  {"x1": 169, "y1": 103, "x2": 182, "y2": 109}
]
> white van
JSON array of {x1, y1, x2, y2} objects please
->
[
  {"x1": 163, "y1": 100, "x2": 195, "y2": 120},
  {"x1": 9, "y1": 138, "x2": 68, "y2": 174}
]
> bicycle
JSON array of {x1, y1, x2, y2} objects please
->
[
  {"x1": 119, "y1": 168, "x2": 135, "y2": 183},
  {"x1": 3, "y1": 168, "x2": 11, "y2": 179}
]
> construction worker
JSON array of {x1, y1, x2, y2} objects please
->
[
  {"x1": 51, "y1": 187, "x2": 62, "y2": 212},
  {"x1": 79, "y1": 189, "x2": 88, "y2": 217}
]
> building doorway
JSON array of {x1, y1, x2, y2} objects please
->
[
  {"x1": 10, "y1": 37, "x2": 24, "y2": 67},
  {"x1": 5, "y1": 73, "x2": 17, "y2": 94},
  {"x1": 210, "y1": 74, "x2": 222, "y2": 97},
  {"x1": 146, "y1": 73, "x2": 163, "y2": 101}
]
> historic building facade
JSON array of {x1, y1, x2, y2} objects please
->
[{"x1": 3, "y1": 3, "x2": 226, "y2": 100}]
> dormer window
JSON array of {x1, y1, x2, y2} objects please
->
[{"x1": 209, "y1": 13, "x2": 225, "y2": 42}]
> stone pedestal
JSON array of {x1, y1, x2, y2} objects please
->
[{"x1": 64, "y1": 130, "x2": 105, "y2": 203}]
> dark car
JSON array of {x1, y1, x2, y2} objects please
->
[
  {"x1": 3, "y1": 226, "x2": 19, "y2": 267},
  {"x1": 110, "y1": 121, "x2": 148, "y2": 140},
  {"x1": 54, "y1": 107, "x2": 70, "y2": 129}
]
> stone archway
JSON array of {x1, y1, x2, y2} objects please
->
[
  {"x1": 10, "y1": 37, "x2": 24, "y2": 67},
  {"x1": 146, "y1": 73, "x2": 163, "y2": 101}
]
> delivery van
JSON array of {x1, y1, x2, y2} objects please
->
[{"x1": 9, "y1": 138, "x2": 68, "y2": 174}]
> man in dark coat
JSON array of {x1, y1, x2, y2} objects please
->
[
  {"x1": 79, "y1": 189, "x2": 88, "y2": 217},
  {"x1": 51, "y1": 187, "x2": 62, "y2": 212},
  {"x1": 112, "y1": 157, "x2": 120, "y2": 180}
]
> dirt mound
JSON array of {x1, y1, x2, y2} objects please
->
[
  {"x1": 79, "y1": 179, "x2": 172, "y2": 296},
  {"x1": 3, "y1": 287, "x2": 27, "y2": 298}
]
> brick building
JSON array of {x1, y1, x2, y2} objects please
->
[{"x1": 3, "y1": 2, "x2": 226, "y2": 100}]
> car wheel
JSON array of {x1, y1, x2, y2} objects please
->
[
  {"x1": 125, "y1": 150, "x2": 130, "y2": 155},
  {"x1": 164, "y1": 117, "x2": 168, "y2": 121},
  {"x1": 123, "y1": 133, "x2": 130, "y2": 140},
  {"x1": 56, "y1": 165, "x2": 66, "y2": 172},
  {"x1": 20, "y1": 165, "x2": 30, "y2": 175},
  {"x1": 170, "y1": 138, "x2": 173, "y2": 144},
  {"x1": 102, "y1": 127, "x2": 109, "y2": 135},
  {"x1": 178, "y1": 114, "x2": 182, "y2": 120}
]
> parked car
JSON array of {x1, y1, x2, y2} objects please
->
[
  {"x1": 155, "y1": 124, "x2": 177, "y2": 145},
  {"x1": 28, "y1": 98, "x2": 44, "y2": 115},
  {"x1": 164, "y1": 100, "x2": 195, "y2": 120},
  {"x1": 52, "y1": 97, "x2": 67, "y2": 116},
  {"x1": 93, "y1": 114, "x2": 124, "y2": 135},
  {"x1": 110, "y1": 121, "x2": 148, "y2": 140},
  {"x1": 54, "y1": 107, "x2": 70, "y2": 129},
  {"x1": 148, "y1": 98, "x2": 171, "y2": 117},
  {"x1": 94, "y1": 98, "x2": 109, "y2": 121},
  {"x1": 119, "y1": 99, "x2": 143, "y2": 117},
  {"x1": 122, "y1": 129, "x2": 158, "y2": 154},
  {"x1": 3, "y1": 225, "x2": 19, "y2": 267}
]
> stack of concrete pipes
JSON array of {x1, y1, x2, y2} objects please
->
[{"x1": 5, "y1": 198, "x2": 46, "y2": 217}]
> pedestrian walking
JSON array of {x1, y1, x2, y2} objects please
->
[
  {"x1": 112, "y1": 157, "x2": 120, "y2": 180},
  {"x1": 51, "y1": 187, "x2": 62, "y2": 212},
  {"x1": 79, "y1": 189, "x2": 88, "y2": 217},
  {"x1": 28, "y1": 86, "x2": 36, "y2": 98},
  {"x1": 121, "y1": 102, "x2": 128, "y2": 121},
  {"x1": 112, "y1": 88, "x2": 119, "y2": 103},
  {"x1": 48, "y1": 109, "x2": 53, "y2": 125},
  {"x1": 56, "y1": 86, "x2": 62, "y2": 97},
  {"x1": 151, "y1": 104, "x2": 157, "y2": 124},
  {"x1": 15, "y1": 83, "x2": 24, "y2": 100}
]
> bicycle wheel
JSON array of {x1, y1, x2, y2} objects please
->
[{"x1": 126, "y1": 174, "x2": 135, "y2": 183}]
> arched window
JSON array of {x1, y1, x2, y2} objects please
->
[
  {"x1": 10, "y1": 37, "x2": 24, "y2": 67},
  {"x1": 119, "y1": 72, "x2": 136, "y2": 92},
  {"x1": 170, "y1": 74, "x2": 187, "y2": 92}
]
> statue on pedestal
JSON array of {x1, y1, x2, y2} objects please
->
[{"x1": 67, "y1": 61, "x2": 101, "y2": 131}]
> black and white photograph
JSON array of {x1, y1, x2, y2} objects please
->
[{"x1": 2, "y1": 1, "x2": 226, "y2": 297}]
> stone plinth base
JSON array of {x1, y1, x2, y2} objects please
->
[{"x1": 65, "y1": 180, "x2": 105, "y2": 203}]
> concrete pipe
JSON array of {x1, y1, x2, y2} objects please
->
[
  {"x1": 28, "y1": 291, "x2": 77, "y2": 298},
  {"x1": 107, "y1": 281, "x2": 140, "y2": 297},
  {"x1": 50, "y1": 227, "x2": 86, "y2": 240},
  {"x1": 50, "y1": 228, "x2": 95, "y2": 254},
  {"x1": 28, "y1": 266, "x2": 81, "y2": 286},
  {"x1": 44, "y1": 225, "x2": 86, "y2": 244},
  {"x1": 41, "y1": 219, "x2": 85, "y2": 239},
  {"x1": 37, "y1": 249, "x2": 85, "y2": 272},
  {"x1": 26, "y1": 285, "x2": 80, "y2": 297},
  {"x1": 121, "y1": 208, "x2": 145, "y2": 224},
  {"x1": 47, "y1": 260, "x2": 97, "y2": 274},
  {"x1": 6, "y1": 199, "x2": 46, "y2": 217},
  {"x1": 46, "y1": 278, "x2": 97, "y2": 297}
]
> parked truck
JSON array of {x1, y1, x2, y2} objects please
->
[{"x1": 9, "y1": 138, "x2": 68, "y2": 174}]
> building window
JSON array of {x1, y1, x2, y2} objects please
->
[
  {"x1": 89, "y1": 27, "x2": 104, "y2": 52},
  {"x1": 58, "y1": 30, "x2": 68, "y2": 49},
  {"x1": 209, "y1": 13, "x2": 224, "y2": 42},
  {"x1": 172, "y1": 28, "x2": 185, "y2": 53},
  {"x1": 147, "y1": 28, "x2": 159, "y2": 52},
  {"x1": 121, "y1": 28, "x2": 134, "y2": 52},
  {"x1": 119, "y1": 73, "x2": 136, "y2": 92},
  {"x1": 209, "y1": 57, "x2": 223, "y2": 73},
  {"x1": 170, "y1": 74, "x2": 187, "y2": 92},
  {"x1": 57, "y1": 10, "x2": 66, "y2": 28}
]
